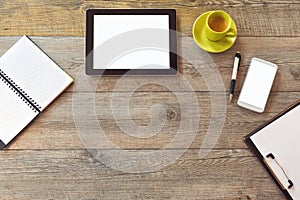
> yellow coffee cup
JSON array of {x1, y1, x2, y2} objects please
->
[{"x1": 205, "y1": 10, "x2": 236, "y2": 41}]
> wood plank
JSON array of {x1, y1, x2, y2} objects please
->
[
  {"x1": 0, "y1": 1, "x2": 299, "y2": 37},
  {"x1": 6, "y1": 91, "x2": 299, "y2": 150},
  {"x1": 0, "y1": 37, "x2": 299, "y2": 92},
  {"x1": 0, "y1": 149, "x2": 285, "y2": 199},
  {"x1": 0, "y1": 0, "x2": 84, "y2": 36}
]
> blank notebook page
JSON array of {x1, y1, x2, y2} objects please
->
[
  {"x1": 0, "y1": 36, "x2": 74, "y2": 111},
  {"x1": 0, "y1": 78, "x2": 38, "y2": 144}
]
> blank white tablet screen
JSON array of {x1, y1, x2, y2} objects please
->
[{"x1": 93, "y1": 15, "x2": 170, "y2": 69}]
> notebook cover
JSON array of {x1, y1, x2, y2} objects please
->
[{"x1": 244, "y1": 100, "x2": 300, "y2": 200}]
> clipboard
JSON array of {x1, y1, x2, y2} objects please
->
[{"x1": 244, "y1": 100, "x2": 300, "y2": 200}]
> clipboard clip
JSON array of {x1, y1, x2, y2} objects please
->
[{"x1": 264, "y1": 153, "x2": 294, "y2": 190}]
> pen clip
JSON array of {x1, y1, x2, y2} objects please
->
[{"x1": 235, "y1": 52, "x2": 241, "y2": 71}]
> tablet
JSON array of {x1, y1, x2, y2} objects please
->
[{"x1": 86, "y1": 9, "x2": 177, "y2": 75}]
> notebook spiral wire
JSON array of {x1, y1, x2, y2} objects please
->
[{"x1": 0, "y1": 69, "x2": 41, "y2": 113}]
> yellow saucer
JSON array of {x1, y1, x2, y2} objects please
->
[{"x1": 192, "y1": 11, "x2": 237, "y2": 53}]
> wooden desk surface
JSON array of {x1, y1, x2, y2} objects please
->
[{"x1": 0, "y1": 1, "x2": 299, "y2": 199}]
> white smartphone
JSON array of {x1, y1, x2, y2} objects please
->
[{"x1": 238, "y1": 58, "x2": 278, "y2": 113}]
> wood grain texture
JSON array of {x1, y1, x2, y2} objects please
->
[
  {"x1": 0, "y1": 149, "x2": 286, "y2": 200},
  {"x1": 0, "y1": 0, "x2": 299, "y2": 36},
  {"x1": 6, "y1": 91, "x2": 300, "y2": 150},
  {"x1": 0, "y1": 0, "x2": 299, "y2": 199}
]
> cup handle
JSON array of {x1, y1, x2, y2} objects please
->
[{"x1": 226, "y1": 28, "x2": 237, "y2": 37}]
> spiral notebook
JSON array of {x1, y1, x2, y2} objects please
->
[
  {"x1": 0, "y1": 36, "x2": 74, "y2": 149},
  {"x1": 245, "y1": 100, "x2": 300, "y2": 200}
]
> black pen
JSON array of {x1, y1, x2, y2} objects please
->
[{"x1": 229, "y1": 52, "x2": 241, "y2": 102}]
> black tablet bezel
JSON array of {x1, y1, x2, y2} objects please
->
[{"x1": 86, "y1": 9, "x2": 177, "y2": 75}]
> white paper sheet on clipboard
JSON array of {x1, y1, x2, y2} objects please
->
[{"x1": 249, "y1": 102, "x2": 300, "y2": 199}]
